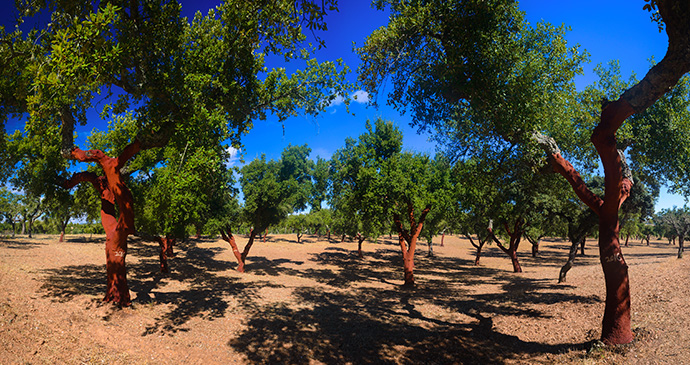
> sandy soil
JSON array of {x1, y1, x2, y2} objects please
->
[{"x1": 0, "y1": 233, "x2": 688, "y2": 364}]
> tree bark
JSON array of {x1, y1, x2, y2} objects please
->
[
  {"x1": 678, "y1": 235, "x2": 685, "y2": 259},
  {"x1": 63, "y1": 140, "x2": 142, "y2": 306},
  {"x1": 156, "y1": 236, "x2": 175, "y2": 273},
  {"x1": 525, "y1": 233, "x2": 542, "y2": 258},
  {"x1": 560, "y1": 236, "x2": 583, "y2": 283},
  {"x1": 487, "y1": 219, "x2": 525, "y2": 273},
  {"x1": 393, "y1": 203, "x2": 431, "y2": 287},
  {"x1": 356, "y1": 233, "x2": 365, "y2": 258},
  {"x1": 220, "y1": 227, "x2": 257, "y2": 273},
  {"x1": 467, "y1": 233, "x2": 487, "y2": 266}
]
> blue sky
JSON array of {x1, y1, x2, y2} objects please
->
[{"x1": 1, "y1": 1, "x2": 685, "y2": 210}]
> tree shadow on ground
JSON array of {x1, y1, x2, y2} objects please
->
[
  {"x1": 38, "y1": 236, "x2": 598, "y2": 361},
  {"x1": 228, "y1": 284, "x2": 591, "y2": 364},
  {"x1": 0, "y1": 239, "x2": 46, "y2": 250},
  {"x1": 227, "y1": 246, "x2": 598, "y2": 364},
  {"x1": 38, "y1": 238, "x2": 280, "y2": 336}
]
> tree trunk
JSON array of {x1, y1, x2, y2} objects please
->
[
  {"x1": 195, "y1": 224, "x2": 202, "y2": 239},
  {"x1": 21, "y1": 221, "x2": 25, "y2": 235},
  {"x1": 440, "y1": 232, "x2": 445, "y2": 247},
  {"x1": 474, "y1": 244, "x2": 482, "y2": 266},
  {"x1": 678, "y1": 235, "x2": 684, "y2": 259},
  {"x1": 525, "y1": 233, "x2": 541, "y2": 258},
  {"x1": 356, "y1": 234, "x2": 365, "y2": 258},
  {"x1": 559, "y1": 236, "x2": 583, "y2": 283},
  {"x1": 467, "y1": 233, "x2": 486, "y2": 266},
  {"x1": 220, "y1": 227, "x2": 258, "y2": 273},
  {"x1": 624, "y1": 234, "x2": 629, "y2": 247},
  {"x1": 63, "y1": 140, "x2": 143, "y2": 306},
  {"x1": 58, "y1": 217, "x2": 69, "y2": 243},
  {"x1": 399, "y1": 234, "x2": 415, "y2": 287},
  {"x1": 580, "y1": 239, "x2": 586, "y2": 256},
  {"x1": 157, "y1": 236, "x2": 175, "y2": 273},
  {"x1": 393, "y1": 204, "x2": 431, "y2": 288},
  {"x1": 487, "y1": 220, "x2": 525, "y2": 273},
  {"x1": 427, "y1": 239, "x2": 434, "y2": 257}
]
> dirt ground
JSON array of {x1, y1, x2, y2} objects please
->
[{"x1": 0, "y1": 233, "x2": 688, "y2": 364}]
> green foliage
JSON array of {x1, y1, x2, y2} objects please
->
[
  {"x1": 329, "y1": 119, "x2": 403, "y2": 240},
  {"x1": 1, "y1": 1, "x2": 352, "y2": 236},
  {"x1": 310, "y1": 156, "x2": 329, "y2": 211},
  {"x1": 240, "y1": 153, "x2": 292, "y2": 233},
  {"x1": 358, "y1": 0, "x2": 588, "y2": 163},
  {"x1": 279, "y1": 144, "x2": 314, "y2": 212}
]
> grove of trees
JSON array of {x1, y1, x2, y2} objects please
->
[{"x1": 2, "y1": 0, "x2": 689, "y2": 349}]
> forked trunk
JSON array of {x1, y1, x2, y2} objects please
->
[
  {"x1": 474, "y1": 245, "x2": 482, "y2": 266},
  {"x1": 467, "y1": 233, "x2": 487, "y2": 266},
  {"x1": 393, "y1": 204, "x2": 431, "y2": 287},
  {"x1": 63, "y1": 140, "x2": 144, "y2": 306},
  {"x1": 487, "y1": 220, "x2": 525, "y2": 273},
  {"x1": 221, "y1": 227, "x2": 257, "y2": 273}
]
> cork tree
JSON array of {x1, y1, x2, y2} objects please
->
[
  {"x1": 329, "y1": 118, "x2": 402, "y2": 258},
  {"x1": 1, "y1": 0, "x2": 350, "y2": 305},
  {"x1": 356, "y1": 0, "x2": 690, "y2": 345}
]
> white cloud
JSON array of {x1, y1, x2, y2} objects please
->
[
  {"x1": 329, "y1": 94, "x2": 345, "y2": 107},
  {"x1": 328, "y1": 90, "x2": 370, "y2": 109},
  {"x1": 351, "y1": 90, "x2": 370, "y2": 104},
  {"x1": 225, "y1": 146, "x2": 240, "y2": 167}
]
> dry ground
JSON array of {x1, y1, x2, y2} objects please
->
[{"x1": 0, "y1": 233, "x2": 688, "y2": 364}]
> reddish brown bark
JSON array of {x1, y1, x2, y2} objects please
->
[
  {"x1": 63, "y1": 141, "x2": 142, "y2": 306},
  {"x1": 156, "y1": 236, "x2": 175, "y2": 273},
  {"x1": 487, "y1": 219, "x2": 526, "y2": 273},
  {"x1": 466, "y1": 233, "x2": 488, "y2": 266},
  {"x1": 220, "y1": 227, "x2": 257, "y2": 273},
  {"x1": 393, "y1": 203, "x2": 431, "y2": 287},
  {"x1": 440, "y1": 232, "x2": 445, "y2": 247}
]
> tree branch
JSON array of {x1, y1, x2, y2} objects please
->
[{"x1": 532, "y1": 131, "x2": 603, "y2": 215}]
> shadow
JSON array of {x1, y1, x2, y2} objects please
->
[
  {"x1": 228, "y1": 285, "x2": 590, "y2": 364},
  {"x1": 40, "y1": 263, "x2": 105, "y2": 301},
  {"x1": 37, "y1": 235, "x2": 605, "y2": 362},
  {"x1": 64, "y1": 236, "x2": 106, "y2": 244},
  {"x1": 0, "y1": 239, "x2": 47, "y2": 250},
  {"x1": 38, "y1": 238, "x2": 279, "y2": 335}
]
